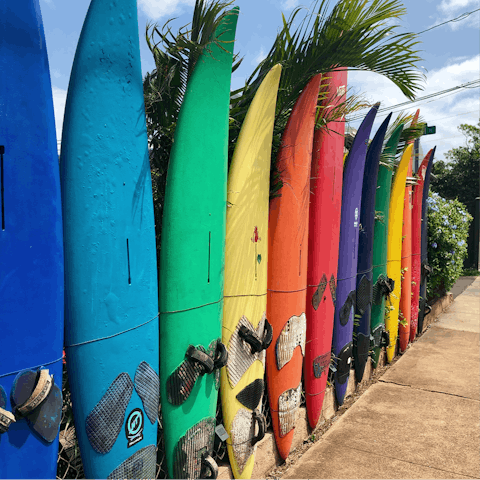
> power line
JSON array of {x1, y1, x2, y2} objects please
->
[
  {"x1": 416, "y1": 8, "x2": 480, "y2": 35},
  {"x1": 347, "y1": 79, "x2": 480, "y2": 122}
]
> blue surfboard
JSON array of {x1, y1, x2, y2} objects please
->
[
  {"x1": 0, "y1": 1, "x2": 64, "y2": 478},
  {"x1": 60, "y1": 0, "x2": 159, "y2": 477},
  {"x1": 353, "y1": 114, "x2": 391, "y2": 382}
]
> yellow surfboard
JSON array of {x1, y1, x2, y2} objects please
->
[
  {"x1": 385, "y1": 144, "x2": 414, "y2": 362},
  {"x1": 221, "y1": 64, "x2": 282, "y2": 479}
]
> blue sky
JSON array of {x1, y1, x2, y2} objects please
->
[{"x1": 40, "y1": 0, "x2": 479, "y2": 160}]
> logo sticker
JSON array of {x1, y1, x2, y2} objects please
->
[
  {"x1": 125, "y1": 408, "x2": 144, "y2": 448},
  {"x1": 336, "y1": 85, "x2": 346, "y2": 97},
  {"x1": 354, "y1": 208, "x2": 359, "y2": 227}
]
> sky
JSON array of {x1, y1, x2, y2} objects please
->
[{"x1": 40, "y1": 0, "x2": 480, "y2": 161}]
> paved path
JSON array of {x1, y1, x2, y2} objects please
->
[{"x1": 282, "y1": 278, "x2": 480, "y2": 479}]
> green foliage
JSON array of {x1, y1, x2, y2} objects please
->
[
  {"x1": 426, "y1": 192, "x2": 473, "y2": 298},
  {"x1": 431, "y1": 121, "x2": 480, "y2": 218},
  {"x1": 143, "y1": 0, "x2": 241, "y2": 247},
  {"x1": 229, "y1": 0, "x2": 424, "y2": 195},
  {"x1": 380, "y1": 112, "x2": 425, "y2": 169},
  {"x1": 462, "y1": 267, "x2": 480, "y2": 276}
]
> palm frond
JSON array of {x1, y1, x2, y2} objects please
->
[
  {"x1": 144, "y1": 0, "x2": 239, "y2": 251},
  {"x1": 228, "y1": 0, "x2": 424, "y2": 195}
]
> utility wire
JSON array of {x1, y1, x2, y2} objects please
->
[
  {"x1": 347, "y1": 80, "x2": 480, "y2": 121},
  {"x1": 416, "y1": 8, "x2": 480, "y2": 35}
]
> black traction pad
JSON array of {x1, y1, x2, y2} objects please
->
[
  {"x1": 313, "y1": 352, "x2": 331, "y2": 378},
  {"x1": 236, "y1": 378, "x2": 264, "y2": 411},
  {"x1": 372, "y1": 275, "x2": 395, "y2": 305},
  {"x1": 173, "y1": 417, "x2": 216, "y2": 479},
  {"x1": 226, "y1": 314, "x2": 268, "y2": 388},
  {"x1": 311, "y1": 274, "x2": 328, "y2": 311},
  {"x1": 0, "y1": 386, "x2": 6, "y2": 410},
  {"x1": 107, "y1": 444, "x2": 156, "y2": 479},
  {"x1": 85, "y1": 372, "x2": 134, "y2": 454},
  {"x1": 167, "y1": 340, "x2": 220, "y2": 406},
  {"x1": 339, "y1": 291, "x2": 356, "y2": 326},
  {"x1": 335, "y1": 342, "x2": 353, "y2": 385},
  {"x1": 356, "y1": 275, "x2": 372, "y2": 316},
  {"x1": 10, "y1": 369, "x2": 63, "y2": 443},
  {"x1": 329, "y1": 274, "x2": 337, "y2": 306},
  {"x1": 354, "y1": 333, "x2": 370, "y2": 381},
  {"x1": 134, "y1": 362, "x2": 159, "y2": 425}
]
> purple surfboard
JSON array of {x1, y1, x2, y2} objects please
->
[{"x1": 332, "y1": 104, "x2": 379, "y2": 405}]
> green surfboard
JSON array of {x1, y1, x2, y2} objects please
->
[
  {"x1": 159, "y1": 8, "x2": 239, "y2": 479},
  {"x1": 370, "y1": 123, "x2": 404, "y2": 367}
]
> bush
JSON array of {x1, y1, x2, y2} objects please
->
[{"x1": 426, "y1": 192, "x2": 472, "y2": 299}]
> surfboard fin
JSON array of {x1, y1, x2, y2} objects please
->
[
  {"x1": 10, "y1": 368, "x2": 62, "y2": 443},
  {"x1": 0, "y1": 385, "x2": 15, "y2": 434}
]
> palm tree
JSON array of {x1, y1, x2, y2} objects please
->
[{"x1": 144, "y1": 0, "x2": 425, "y2": 246}]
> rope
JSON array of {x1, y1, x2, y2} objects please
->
[
  {"x1": 0, "y1": 356, "x2": 63, "y2": 380},
  {"x1": 65, "y1": 314, "x2": 159, "y2": 349}
]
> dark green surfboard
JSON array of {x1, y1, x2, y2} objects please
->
[
  {"x1": 370, "y1": 123, "x2": 404, "y2": 367},
  {"x1": 159, "y1": 8, "x2": 239, "y2": 479}
]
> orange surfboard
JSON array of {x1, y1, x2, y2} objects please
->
[
  {"x1": 266, "y1": 74, "x2": 322, "y2": 460},
  {"x1": 399, "y1": 110, "x2": 419, "y2": 352}
]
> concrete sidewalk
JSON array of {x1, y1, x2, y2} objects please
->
[{"x1": 281, "y1": 278, "x2": 480, "y2": 479}]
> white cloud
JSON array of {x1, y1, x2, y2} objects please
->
[
  {"x1": 252, "y1": 47, "x2": 267, "y2": 66},
  {"x1": 42, "y1": 0, "x2": 55, "y2": 7},
  {"x1": 439, "y1": 0, "x2": 478, "y2": 14},
  {"x1": 430, "y1": 0, "x2": 480, "y2": 31},
  {"x1": 138, "y1": 0, "x2": 196, "y2": 20},
  {"x1": 282, "y1": 0, "x2": 300, "y2": 10},
  {"x1": 347, "y1": 54, "x2": 480, "y2": 161},
  {"x1": 52, "y1": 86, "x2": 67, "y2": 148}
]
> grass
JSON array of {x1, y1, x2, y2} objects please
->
[{"x1": 462, "y1": 268, "x2": 480, "y2": 277}]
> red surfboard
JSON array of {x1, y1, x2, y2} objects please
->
[
  {"x1": 410, "y1": 149, "x2": 434, "y2": 341},
  {"x1": 266, "y1": 74, "x2": 322, "y2": 460},
  {"x1": 304, "y1": 70, "x2": 347, "y2": 429},
  {"x1": 399, "y1": 110, "x2": 419, "y2": 352}
]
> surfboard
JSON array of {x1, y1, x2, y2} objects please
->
[
  {"x1": 410, "y1": 149, "x2": 434, "y2": 341},
  {"x1": 266, "y1": 74, "x2": 322, "y2": 460},
  {"x1": 159, "y1": 9, "x2": 239, "y2": 479},
  {"x1": 60, "y1": 0, "x2": 159, "y2": 477},
  {"x1": 353, "y1": 114, "x2": 391, "y2": 382},
  {"x1": 370, "y1": 123, "x2": 404, "y2": 368},
  {"x1": 221, "y1": 64, "x2": 282, "y2": 479},
  {"x1": 0, "y1": 1, "x2": 64, "y2": 477},
  {"x1": 398, "y1": 112, "x2": 419, "y2": 352},
  {"x1": 385, "y1": 144, "x2": 414, "y2": 362},
  {"x1": 304, "y1": 70, "x2": 347, "y2": 429},
  {"x1": 332, "y1": 104, "x2": 379, "y2": 406},
  {"x1": 416, "y1": 148, "x2": 436, "y2": 336}
]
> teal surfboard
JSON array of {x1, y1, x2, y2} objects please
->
[
  {"x1": 60, "y1": 0, "x2": 159, "y2": 477},
  {"x1": 159, "y1": 8, "x2": 239, "y2": 479}
]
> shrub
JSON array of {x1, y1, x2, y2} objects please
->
[{"x1": 426, "y1": 192, "x2": 472, "y2": 299}]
